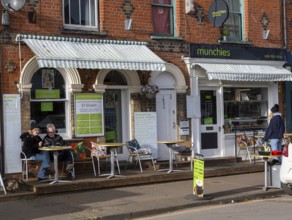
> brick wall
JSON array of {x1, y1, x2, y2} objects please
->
[
  {"x1": 1, "y1": 0, "x2": 287, "y2": 94},
  {"x1": 0, "y1": 0, "x2": 287, "y2": 145},
  {"x1": 286, "y1": 1, "x2": 292, "y2": 51}
]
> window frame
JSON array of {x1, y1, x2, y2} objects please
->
[
  {"x1": 151, "y1": 0, "x2": 175, "y2": 37},
  {"x1": 63, "y1": 0, "x2": 98, "y2": 30},
  {"x1": 30, "y1": 68, "x2": 71, "y2": 139},
  {"x1": 224, "y1": 0, "x2": 244, "y2": 42}
]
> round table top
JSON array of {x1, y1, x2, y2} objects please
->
[
  {"x1": 39, "y1": 146, "x2": 72, "y2": 151},
  {"x1": 157, "y1": 140, "x2": 184, "y2": 145},
  {"x1": 250, "y1": 154, "x2": 281, "y2": 159},
  {"x1": 284, "y1": 133, "x2": 292, "y2": 137},
  {"x1": 96, "y1": 142, "x2": 126, "y2": 147}
]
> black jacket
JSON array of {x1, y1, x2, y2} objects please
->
[
  {"x1": 42, "y1": 133, "x2": 66, "y2": 146},
  {"x1": 20, "y1": 132, "x2": 42, "y2": 158}
]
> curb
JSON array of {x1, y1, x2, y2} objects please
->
[{"x1": 99, "y1": 189, "x2": 284, "y2": 220}]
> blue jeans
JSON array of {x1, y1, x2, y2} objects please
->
[
  {"x1": 269, "y1": 139, "x2": 282, "y2": 162},
  {"x1": 29, "y1": 151, "x2": 50, "y2": 179}
]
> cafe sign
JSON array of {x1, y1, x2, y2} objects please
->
[
  {"x1": 208, "y1": 0, "x2": 229, "y2": 27},
  {"x1": 190, "y1": 44, "x2": 287, "y2": 61}
]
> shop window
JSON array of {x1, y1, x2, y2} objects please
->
[
  {"x1": 223, "y1": 87, "x2": 268, "y2": 133},
  {"x1": 223, "y1": 0, "x2": 243, "y2": 41},
  {"x1": 151, "y1": 0, "x2": 174, "y2": 36},
  {"x1": 30, "y1": 68, "x2": 68, "y2": 135},
  {"x1": 63, "y1": 0, "x2": 97, "y2": 29}
]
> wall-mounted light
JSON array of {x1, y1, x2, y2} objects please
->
[
  {"x1": 263, "y1": 30, "x2": 270, "y2": 40},
  {"x1": 260, "y1": 13, "x2": 270, "y2": 40},
  {"x1": 124, "y1": 19, "x2": 132, "y2": 31},
  {"x1": 1, "y1": 0, "x2": 27, "y2": 26},
  {"x1": 1, "y1": 9, "x2": 9, "y2": 26}
]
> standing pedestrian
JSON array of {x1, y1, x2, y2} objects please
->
[{"x1": 263, "y1": 104, "x2": 285, "y2": 164}]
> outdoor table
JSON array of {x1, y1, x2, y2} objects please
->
[
  {"x1": 39, "y1": 146, "x2": 72, "y2": 184},
  {"x1": 251, "y1": 154, "x2": 281, "y2": 191},
  {"x1": 157, "y1": 140, "x2": 184, "y2": 173},
  {"x1": 97, "y1": 142, "x2": 125, "y2": 179}
]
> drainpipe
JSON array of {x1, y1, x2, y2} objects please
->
[
  {"x1": 0, "y1": 38, "x2": 4, "y2": 176},
  {"x1": 283, "y1": 0, "x2": 287, "y2": 49}
]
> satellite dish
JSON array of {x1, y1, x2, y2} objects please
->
[{"x1": 1, "y1": 0, "x2": 26, "y2": 11}]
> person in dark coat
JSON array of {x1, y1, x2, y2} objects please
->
[
  {"x1": 20, "y1": 125, "x2": 51, "y2": 181},
  {"x1": 263, "y1": 104, "x2": 285, "y2": 164},
  {"x1": 42, "y1": 123, "x2": 74, "y2": 179}
]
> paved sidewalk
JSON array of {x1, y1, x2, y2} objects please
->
[{"x1": 0, "y1": 172, "x2": 284, "y2": 220}]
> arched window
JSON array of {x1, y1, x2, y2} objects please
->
[
  {"x1": 30, "y1": 68, "x2": 67, "y2": 135},
  {"x1": 104, "y1": 70, "x2": 127, "y2": 85}
]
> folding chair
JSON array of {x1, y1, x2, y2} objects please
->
[
  {"x1": 126, "y1": 139, "x2": 156, "y2": 173},
  {"x1": 90, "y1": 141, "x2": 120, "y2": 176},
  {"x1": 237, "y1": 133, "x2": 261, "y2": 163}
]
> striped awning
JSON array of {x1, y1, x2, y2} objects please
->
[
  {"x1": 195, "y1": 63, "x2": 292, "y2": 81},
  {"x1": 16, "y1": 34, "x2": 166, "y2": 71}
]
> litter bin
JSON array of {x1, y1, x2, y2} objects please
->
[{"x1": 267, "y1": 164, "x2": 281, "y2": 188}]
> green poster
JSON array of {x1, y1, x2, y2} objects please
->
[
  {"x1": 193, "y1": 159, "x2": 204, "y2": 197},
  {"x1": 36, "y1": 89, "x2": 60, "y2": 99},
  {"x1": 74, "y1": 93, "x2": 104, "y2": 137},
  {"x1": 41, "y1": 102, "x2": 53, "y2": 112},
  {"x1": 204, "y1": 117, "x2": 213, "y2": 125}
]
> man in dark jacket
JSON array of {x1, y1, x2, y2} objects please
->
[
  {"x1": 263, "y1": 104, "x2": 285, "y2": 164},
  {"x1": 20, "y1": 125, "x2": 51, "y2": 181},
  {"x1": 42, "y1": 123, "x2": 74, "y2": 179}
]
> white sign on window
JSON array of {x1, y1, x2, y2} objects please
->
[
  {"x1": 3, "y1": 94, "x2": 21, "y2": 174},
  {"x1": 134, "y1": 112, "x2": 158, "y2": 159}
]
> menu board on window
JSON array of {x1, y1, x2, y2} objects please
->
[
  {"x1": 134, "y1": 112, "x2": 158, "y2": 159},
  {"x1": 3, "y1": 94, "x2": 21, "y2": 174},
  {"x1": 74, "y1": 93, "x2": 104, "y2": 137}
]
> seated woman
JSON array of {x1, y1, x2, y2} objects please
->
[{"x1": 20, "y1": 125, "x2": 52, "y2": 181}]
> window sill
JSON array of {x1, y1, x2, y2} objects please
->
[
  {"x1": 150, "y1": 35, "x2": 184, "y2": 41},
  {"x1": 218, "y1": 39, "x2": 252, "y2": 45},
  {"x1": 61, "y1": 28, "x2": 107, "y2": 36}
]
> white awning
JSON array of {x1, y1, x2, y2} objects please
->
[
  {"x1": 16, "y1": 34, "x2": 166, "y2": 71},
  {"x1": 195, "y1": 63, "x2": 292, "y2": 81}
]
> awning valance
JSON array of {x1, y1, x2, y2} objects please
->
[
  {"x1": 16, "y1": 34, "x2": 166, "y2": 71},
  {"x1": 195, "y1": 63, "x2": 292, "y2": 81}
]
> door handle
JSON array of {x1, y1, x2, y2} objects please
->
[
  {"x1": 173, "y1": 122, "x2": 175, "y2": 128},
  {"x1": 219, "y1": 126, "x2": 221, "y2": 132}
]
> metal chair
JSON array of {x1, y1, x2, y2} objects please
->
[
  {"x1": 90, "y1": 141, "x2": 120, "y2": 176},
  {"x1": 172, "y1": 141, "x2": 194, "y2": 170},
  {"x1": 20, "y1": 150, "x2": 40, "y2": 182},
  {"x1": 237, "y1": 134, "x2": 262, "y2": 163},
  {"x1": 125, "y1": 139, "x2": 156, "y2": 173},
  {"x1": 61, "y1": 150, "x2": 76, "y2": 179},
  {"x1": 0, "y1": 173, "x2": 7, "y2": 195}
]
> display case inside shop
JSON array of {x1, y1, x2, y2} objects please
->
[{"x1": 223, "y1": 87, "x2": 268, "y2": 133}]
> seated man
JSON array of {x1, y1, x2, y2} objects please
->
[
  {"x1": 42, "y1": 123, "x2": 74, "y2": 179},
  {"x1": 20, "y1": 125, "x2": 52, "y2": 181}
]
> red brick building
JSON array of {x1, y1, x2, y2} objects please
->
[{"x1": 0, "y1": 0, "x2": 291, "y2": 174}]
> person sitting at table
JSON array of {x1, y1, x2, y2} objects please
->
[
  {"x1": 263, "y1": 104, "x2": 285, "y2": 165},
  {"x1": 42, "y1": 123, "x2": 74, "y2": 179},
  {"x1": 20, "y1": 125, "x2": 53, "y2": 181}
]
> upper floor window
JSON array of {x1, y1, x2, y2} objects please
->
[
  {"x1": 63, "y1": 0, "x2": 98, "y2": 29},
  {"x1": 223, "y1": 0, "x2": 243, "y2": 41},
  {"x1": 152, "y1": 0, "x2": 174, "y2": 36}
]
